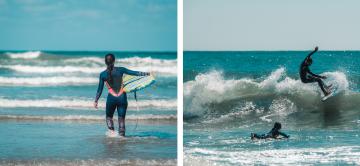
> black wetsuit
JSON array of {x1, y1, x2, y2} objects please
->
[
  {"x1": 299, "y1": 51, "x2": 328, "y2": 95},
  {"x1": 95, "y1": 67, "x2": 149, "y2": 136},
  {"x1": 252, "y1": 128, "x2": 289, "y2": 139}
]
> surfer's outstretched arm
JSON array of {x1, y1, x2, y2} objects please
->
[
  {"x1": 307, "y1": 46, "x2": 318, "y2": 58},
  {"x1": 279, "y1": 132, "x2": 289, "y2": 138},
  {"x1": 303, "y1": 46, "x2": 318, "y2": 63},
  {"x1": 122, "y1": 67, "x2": 150, "y2": 76}
]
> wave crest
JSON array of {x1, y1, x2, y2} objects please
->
[
  {"x1": 0, "y1": 98, "x2": 177, "y2": 109},
  {"x1": 184, "y1": 68, "x2": 356, "y2": 119},
  {"x1": 5, "y1": 51, "x2": 42, "y2": 59}
]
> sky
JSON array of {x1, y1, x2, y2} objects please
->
[
  {"x1": 0, "y1": 0, "x2": 177, "y2": 51},
  {"x1": 184, "y1": 0, "x2": 360, "y2": 51}
]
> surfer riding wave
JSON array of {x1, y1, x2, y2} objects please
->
[
  {"x1": 300, "y1": 46, "x2": 332, "y2": 96},
  {"x1": 93, "y1": 53, "x2": 150, "y2": 136}
]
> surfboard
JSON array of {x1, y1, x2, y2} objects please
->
[
  {"x1": 122, "y1": 74, "x2": 155, "y2": 93},
  {"x1": 321, "y1": 86, "x2": 338, "y2": 101}
]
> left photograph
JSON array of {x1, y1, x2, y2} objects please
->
[{"x1": 0, "y1": 0, "x2": 177, "y2": 165}]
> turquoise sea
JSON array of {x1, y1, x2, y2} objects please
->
[
  {"x1": 184, "y1": 51, "x2": 360, "y2": 165},
  {"x1": 0, "y1": 51, "x2": 177, "y2": 165}
]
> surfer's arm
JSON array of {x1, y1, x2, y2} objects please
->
[
  {"x1": 308, "y1": 70, "x2": 325, "y2": 79},
  {"x1": 303, "y1": 46, "x2": 318, "y2": 63},
  {"x1": 307, "y1": 46, "x2": 318, "y2": 58},
  {"x1": 279, "y1": 132, "x2": 289, "y2": 138},
  {"x1": 95, "y1": 74, "x2": 105, "y2": 103},
  {"x1": 123, "y1": 67, "x2": 150, "y2": 76}
]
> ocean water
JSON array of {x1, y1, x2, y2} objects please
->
[
  {"x1": 184, "y1": 51, "x2": 360, "y2": 165},
  {"x1": 0, "y1": 51, "x2": 177, "y2": 165}
]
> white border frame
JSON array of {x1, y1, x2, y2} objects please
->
[{"x1": 177, "y1": 0, "x2": 184, "y2": 165}]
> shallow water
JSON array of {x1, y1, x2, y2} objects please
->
[
  {"x1": 184, "y1": 51, "x2": 360, "y2": 165},
  {"x1": 0, "y1": 51, "x2": 177, "y2": 165}
]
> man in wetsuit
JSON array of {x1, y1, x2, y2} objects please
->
[
  {"x1": 251, "y1": 122, "x2": 289, "y2": 139},
  {"x1": 300, "y1": 46, "x2": 331, "y2": 96}
]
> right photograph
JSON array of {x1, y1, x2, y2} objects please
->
[{"x1": 183, "y1": 0, "x2": 360, "y2": 165}]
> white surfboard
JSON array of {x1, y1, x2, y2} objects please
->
[
  {"x1": 321, "y1": 86, "x2": 338, "y2": 101},
  {"x1": 122, "y1": 74, "x2": 155, "y2": 93}
]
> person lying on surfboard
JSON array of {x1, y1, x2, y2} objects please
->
[
  {"x1": 93, "y1": 53, "x2": 150, "y2": 137},
  {"x1": 300, "y1": 46, "x2": 332, "y2": 96},
  {"x1": 251, "y1": 122, "x2": 289, "y2": 139}
]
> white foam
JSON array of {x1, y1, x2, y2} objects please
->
[
  {"x1": 184, "y1": 68, "x2": 351, "y2": 116},
  {"x1": 0, "y1": 98, "x2": 177, "y2": 109},
  {"x1": 5, "y1": 51, "x2": 41, "y2": 59},
  {"x1": 185, "y1": 146, "x2": 360, "y2": 165},
  {"x1": 0, "y1": 114, "x2": 176, "y2": 121},
  {"x1": 0, "y1": 159, "x2": 177, "y2": 166},
  {"x1": 0, "y1": 76, "x2": 97, "y2": 86},
  {"x1": 0, "y1": 65, "x2": 177, "y2": 75},
  {"x1": 0, "y1": 65, "x2": 102, "y2": 74},
  {"x1": 65, "y1": 56, "x2": 177, "y2": 67}
]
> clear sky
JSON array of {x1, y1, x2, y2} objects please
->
[
  {"x1": 184, "y1": 0, "x2": 360, "y2": 51},
  {"x1": 0, "y1": 0, "x2": 177, "y2": 51}
]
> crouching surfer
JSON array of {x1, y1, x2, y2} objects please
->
[
  {"x1": 251, "y1": 122, "x2": 289, "y2": 140},
  {"x1": 93, "y1": 53, "x2": 150, "y2": 137},
  {"x1": 300, "y1": 46, "x2": 332, "y2": 96}
]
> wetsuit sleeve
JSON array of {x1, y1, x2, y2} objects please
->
[
  {"x1": 123, "y1": 67, "x2": 150, "y2": 76},
  {"x1": 95, "y1": 73, "x2": 104, "y2": 102},
  {"x1": 279, "y1": 132, "x2": 289, "y2": 138},
  {"x1": 302, "y1": 49, "x2": 317, "y2": 64}
]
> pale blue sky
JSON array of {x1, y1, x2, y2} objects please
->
[
  {"x1": 185, "y1": 0, "x2": 360, "y2": 50},
  {"x1": 0, "y1": 0, "x2": 177, "y2": 51}
]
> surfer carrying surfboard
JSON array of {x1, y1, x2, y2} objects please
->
[
  {"x1": 93, "y1": 53, "x2": 150, "y2": 137},
  {"x1": 251, "y1": 122, "x2": 289, "y2": 139},
  {"x1": 300, "y1": 46, "x2": 332, "y2": 96}
]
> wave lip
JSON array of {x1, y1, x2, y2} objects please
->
[
  {"x1": 0, "y1": 99, "x2": 177, "y2": 110},
  {"x1": 0, "y1": 76, "x2": 97, "y2": 86},
  {"x1": 5, "y1": 51, "x2": 42, "y2": 59},
  {"x1": 0, "y1": 114, "x2": 177, "y2": 121}
]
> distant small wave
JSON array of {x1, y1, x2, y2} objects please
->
[
  {"x1": 65, "y1": 56, "x2": 177, "y2": 66},
  {"x1": 0, "y1": 114, "x2": 176, "y2": 121},
  {"x1": 0, "y1": 76, "x2": 97, "y2": 86},
  {"x1": 0, "y1": 65, "x2": 177, "y2": 75},
  {"x1": 0, "y1": 99, "x2": 177, "y2": 109},
  {"x1": 5, "y1": 51, "x2": 42, "y2": 59}
]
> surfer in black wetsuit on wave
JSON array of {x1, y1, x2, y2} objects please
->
[
  {"x1": 251, "y1": 122, "x2": 289, "y2": 139},
  {"x1": 300, "y1": 46, "x2": 332, "y2": 96}
]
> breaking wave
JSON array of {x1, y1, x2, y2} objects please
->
[
  {"x1": 184, "y1": 68, "x2": 359, "y2": 123},
  {"x1": 0, "y1": 114, "x2": 176, "y2": 121},
  {"x1": 0, "y1": 98, "x2": 177, "y2": 110},
  {"x1": 4, "y1": 51, "x2": 42, "y2": 59},
  {"x1": 0, "y1": 76, "x2": 97, "y2": 86}
]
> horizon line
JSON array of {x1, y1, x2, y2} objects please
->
[{"x1": 184, "y1": 49, "x2": 360, "y2": 52}]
